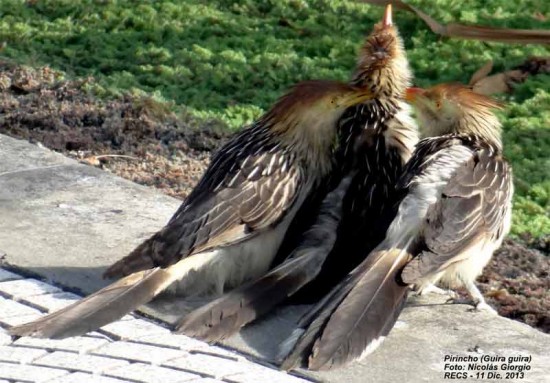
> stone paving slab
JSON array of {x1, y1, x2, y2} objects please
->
[
  {"x1": 50, "y1": 372, "x2": 130, "y2": 383},
  {"x1": 0, "y1": 134, "x2": 180, "y2": 295},
  {"x1": 13, "y1": 334, "x2": 111, "y2": 354},
  {"x1": 0, "y1": 269, "x2": 311, "y2": 383},
  {"x1": 0, "y1": 362, "x2": 69, "y2": 382},
  {"x1": 1, "y1": 135, "x2": 549, "y2": 383}
]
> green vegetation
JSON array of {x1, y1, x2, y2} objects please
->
[{"x1": 0, "y1": 0, "x2": 548, "y2": 239}]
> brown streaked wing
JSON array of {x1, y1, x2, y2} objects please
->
[
  {"x1": 104, "y1": 148, "x2": 303, "y2": 279},
  {"x1": 401, "y1": 147, "x2": 512, "y2": 283}
]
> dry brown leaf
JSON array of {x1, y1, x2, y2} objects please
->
[
  {"x1": 469, "y1": 57, "x2": 550, "y2": 95},
  {"x1": 472, "y1": 70, "x2": 525, "y2": 95},
  {"x1": 81, "y1": 156, "x2": 100, "y2": 166},
  {"x1": 533, "y1": 12, "x2": 547, "y2": 22},
  {"x1": 81, "y1": 154, "x2": 138, "y2": 167},
  {"x1": 469, "y1": 60, "x2": 494, "y2": 85},
  {"x1": 485, "y1": 289, "x2": 510, "y2": 300},
  {"x1": 361, "y1": 1, "x2": 550, "y2": 44}
]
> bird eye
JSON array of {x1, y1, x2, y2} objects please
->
[{"x1": 435, "y1": 101, "x2": 442, "y2": 109}]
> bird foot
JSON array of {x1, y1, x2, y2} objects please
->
[
  {"x1": 445, "y1": 296, "x2": 469, "y2": 305},
  {"x1": 416, "y1": 284, "x2": 458, "y2": 299},
  {"x1": 469, "y1": 301, "x2": 498, "y2": 315},
  {"x1": 458, "y1": 281, "x2": 498, "y2": 315},
  {"x1": 445, "y1": 297, "x2": 498, "y2": 315}
]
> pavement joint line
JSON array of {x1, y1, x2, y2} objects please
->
[
  {"x1": 154, "y1": 363, "x2": 213, "y2": 379},
  {"x1": 188, "y1": 350, "x2": 240, "y2": 362},
  {"x1": 93, "y1": 373, "x2": 143, "y2": 383},
  {"x1": 0, "y1": 279, "x2": 63, "y2": 300},
  {"x1": 0, "y1": 268, "x2": 314, "y2": 383},
  {"x1": 92, "y1": 321, "x2": 146, "y2": 342},
  {"x1": 0, "y1": 164, "x2": 69, "y2": 179},
  {"x1": 9, "y1": 343, "x2": 79, "y2": 353},
  {"x1": 14, "y1": 298, "x2": 51, "y2": 313},
  {"x1": 3, "y1": 358, "x2": 75, "y2": 372},
  {"x1": 99, "y1": 372, "x2": 156, "y2": 383},
  {"x1": 86, "y1": 350, "x2": 187, "y2": 367},
  {"x1": 103, "y1": 362, "x2": 203, "y2": 382},
  {"x1": 11, "y1": 334, "x2": 113, "y2": 355},
  {"x1": 43, "y1": 372, "x2": 136, "y2": 383},
  {"x1": 31, "y1": 352, "x2": 131, "y2": 374},
  {"x1": 125, "y1": 338, "x2": 182, "y2": 351},
  {"x1": 20, "y1": 292, "x2": 81, "y2": 313},
  {"x1": 10, "y1": 342, "x2": 105, "y2": 356}
]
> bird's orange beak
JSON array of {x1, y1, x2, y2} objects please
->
[
  {"x1": 405, "y1": 87, "x2": 425, "y2": 102},
  {"x1": 382, "y1": 4, "x2": 393, "y2": 28}
]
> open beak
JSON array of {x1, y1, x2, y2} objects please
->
[
  {"x1": 405, "y1": 87, "x2": 425, "y2": 103},
  {"x1": 382, "y1": 4, "x2": 393, "y2": 28}
]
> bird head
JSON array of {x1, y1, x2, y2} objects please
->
[
  {"x1": 405, "y1": 84, "x2": 503, "y2": 147},
  {"x1": 352, "y1": 4, "x2": 411, "y2": 97},
  {"x1": 264, "y1": 80, "x2": 375, "y2": 173},
  {"x1": 266, "y1": 80, "x2": 375, "y2": 129}
]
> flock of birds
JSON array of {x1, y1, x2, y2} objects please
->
[{"x1": 9, "y1": 4, "x2": 513, "y2": 371}]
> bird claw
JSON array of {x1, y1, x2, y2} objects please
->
[
  {"x1": 469, "y1": 301, "x2": 498, "y2": 315},
  {"x1": 446, "y1": 297, "x2": 498, "y2": 315},
  {"x1": 445, "y1": 296, "x2": 457, "y2": 304}
]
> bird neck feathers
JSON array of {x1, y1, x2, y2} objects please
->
[
  {"x1": 454, "y1": 109, "x2": 503, "y2": 151},
  {"x1": 270, "y1": 112, "x2": 338, "y2": 177},
  {"x1": 383, "y1": 100, "x2": 420, "y2": 163}
]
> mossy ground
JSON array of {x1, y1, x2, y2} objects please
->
[{"x1": 0, "y1": 0, "x2": 548, "y2": 239}]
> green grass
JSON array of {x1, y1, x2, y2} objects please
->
[{"x1": 0, "y1": 0, "x2": 548, "y2": 239}]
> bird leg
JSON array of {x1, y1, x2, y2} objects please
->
[
  {"x1": 446, "y1": 280, "x2": 497, "y2": 315},
  {"x1": 415, "y1": 283, "x2": 458, "y2": 299},
  {"x1": 465, "y1": 280, "x2": 498, "y2": 314}
]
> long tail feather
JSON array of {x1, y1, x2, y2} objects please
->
[
  {"x1": 280, "y1": 248, "x2": 411, "y2": 371},
  {"x1": 279, "y1": 262, "x2": 367, "y2": 370},
  {"x1": 176, "y1": 174, "x2": 355, "y2": 342},
  {"x1": 176, "y1": 251, "x2": 321, "y2": 342},
  {"x1": 8, "y1": 267, "x2": 177, "y2": 339},
  {"x1": 309, "y1": 248, "x2": 411, "y2": 370}
]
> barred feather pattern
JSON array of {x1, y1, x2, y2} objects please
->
[
  {"x1": 291, "y1": 98, "x2": 417, "y2": 302},
  {"x1": 175, "y1": 174, "x2": 355, "y2": 342},
  {"x1": 399, "y1": 133, "x2": 513, "y2": 287},
  {"x1": 287, "y1": 132, "x2": 513, "y2": 371},
  {"x1": 104, "y1": 121, "x2": 305, "y2": 279}
]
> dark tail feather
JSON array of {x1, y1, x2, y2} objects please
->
[
  {"x1": 309, "y1": 249, "x2": 410, "y2": 370},
  {"x1": 176, "y1": 174, "x2": 354, "y2": 342},
  {"x1": 8, "y1": 268, "x2": 176, "y2": 339},
  {"x1": 279, "y1": 264, "x2": 366, "y2": 371},
  {"x1": 103, "y1": 236, "x2": 156, "y2": 279},
  {"x1": 176, "y1": 253, "x2": 319, "y2": 342},
  {"x1": 280, "y1": 248, "x2": 410, "y2": 371}
]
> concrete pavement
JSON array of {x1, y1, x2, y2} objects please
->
[{"x1": 0, "y1": 268, "x2": 310, "y2": 383}]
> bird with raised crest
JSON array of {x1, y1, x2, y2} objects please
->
[
  {"x1": 8, "y1": 80, "x2": 375, "y2": 340},
  {"x1": 280, "y1": 83, "x2": 513, "y2": 371},
  {"x1": 176, "y1": 4, "x2": 419, "y2": 345}
]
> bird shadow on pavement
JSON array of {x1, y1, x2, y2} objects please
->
[
  {"x1": 235, "y1": 304, "x2": 311, "y2": 362},
  {"x1": 3, "y1": 263, "x2": 312, "y2": 361},
  {"x1": 2, "y1": 264, "x2": 109, "y2": 297}
]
